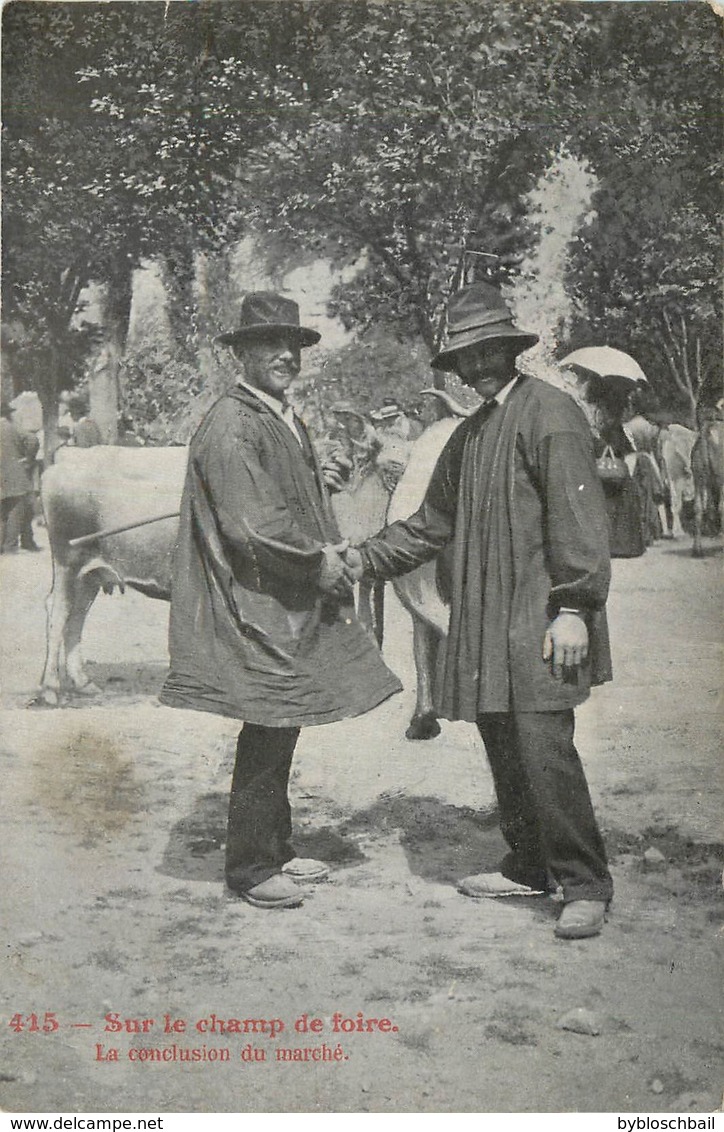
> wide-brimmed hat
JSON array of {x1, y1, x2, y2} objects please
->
[
  {"x1": 216, "y1": 291, "x2": 321, "y2": 348},
  {"x1": 431, "y1": 283, "x2": 538, "y2": 372},
  {"x1": 370, "y1": 400, "x2": 403, "y2": 422}
]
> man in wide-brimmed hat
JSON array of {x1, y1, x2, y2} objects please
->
[
  {"x1": 349, "y1": 282, "x2": 614, "y2": 940},
  {"x1": 161, "y1": 292, "x2": 401, "y2": 909},
  {"x1": 370, "y1": 397, "x2": 415, "y2": 441}
]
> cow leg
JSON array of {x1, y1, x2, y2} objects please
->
[
  {"x1": 406, "y1": 620, "x2": 441, "y2": 740},
  {"x1": 660, "y1": 500, "x2": 673, "y2": 538},
  {"x1": 669, "y1": 479, "x2": 687, "y2": 539},
  {"x1": 37, "y1": 562, "x2": 77, "y2": 706},
  {"x1": 64, "y1": 571, "x2": 103, "y2": 694},
  {"x1": 676, "y1": 470, "x2": 697, "y2": 539},
  {"x1": 357, "y1": 578, "x2": 374, "y2": 636},
  {"x1": 692, "y1": 487, "x2": 705, "y2": 557},
  {"x1": 357, "y1": 577, "x2": 385, "y2": 647},
  {"x1": 660, "y1": 481, "x2": 674, "y2": 538}
]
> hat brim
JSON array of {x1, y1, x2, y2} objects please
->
[
  {"x1": 432, "y1": 325, "x2": 539, "y2": 372},
  {"x1": 216, "y1": 322, "x2": 321, "y2": 348}
]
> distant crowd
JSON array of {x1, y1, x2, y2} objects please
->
[{"x1": 0, "y1": 375, "x2": 715, "y2": 561}]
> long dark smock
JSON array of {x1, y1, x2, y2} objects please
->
[
  {"x1": 160, "y1": 386, "x2": 401, "y2": 727},
  {"x1": 362, "y1": 375, "x2": 613, "y2": 720}
]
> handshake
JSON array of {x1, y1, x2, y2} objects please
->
[{"x1": 318, "y1": 541, "x2": 365, "y2": 598}]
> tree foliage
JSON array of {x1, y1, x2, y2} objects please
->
[
  {"x1": 248, "y1": 1, "x2": 603, "y2": 352},
  {"x1": 563, "y1": 4, "x2": 722, "y2": 420},
  {"x1": 2, "y1": 1, "x2": 307, "y2": 442},
  {"x1": 2, "y1": 0, "x2": 721, "y2": 443}
]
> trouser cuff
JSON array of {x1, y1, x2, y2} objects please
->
[
  {"x1": 560, "y1": 882, "x2": 614, "y2": 906},
  {"x1": 225, "y1": 854, "x2": 295, "y2": 893}
]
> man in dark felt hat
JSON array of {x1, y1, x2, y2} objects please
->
[
  {"x1": 347, "y1": 282, "x2": 614, "y2": 939},
  {"x1": 160, "y1": 292, "x2": 402, "y2": 909}
]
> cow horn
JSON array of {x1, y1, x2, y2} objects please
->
[{"x1": 419, "y1": 389, "x2": 477, "y2": 418}]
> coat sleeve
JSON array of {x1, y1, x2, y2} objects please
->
[
  {"x1": 196, "y1": 415, "x2": 325, "y2": 584},
  {"x1": 537, "y1": 429, "x2": 611, "y2": 612},
  {"x1": 359, "y1": 423, "x2": 465, "y2": 580}
]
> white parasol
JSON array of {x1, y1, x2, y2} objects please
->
[{"x1": 561, "y1": 346, "x2": 648, "y2": 384}]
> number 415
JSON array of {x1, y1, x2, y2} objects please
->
[{"x1": 9, "y1": 1013, "x2": 59, "y2": 1032}]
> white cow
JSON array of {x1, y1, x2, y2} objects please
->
[
  {"x1": 658, "y1": 423, "x2": 697, "y2": 538},
  {"x1": 38, "y1": 446, "x2": 186, "y2": 705}
]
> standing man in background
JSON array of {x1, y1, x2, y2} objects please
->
[{"x1": 1, "y1": 399, "x2": 41, "y2": 554}]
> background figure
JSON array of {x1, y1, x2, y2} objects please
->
[
  {"x1": 583, "y1": 374, "x2": 648, "y2": 558},
  {"x1": 624, "y1": 410, "x2": 668, "y2": 544},
  {"x1": 58, "y1": 392, "x2": 102, "y2": 448},
  {"x1": 1, "y1": 400, "x2": 41, "y2": 553},
  {"x1": 325, "y1": 402, "x2": 381, "y2": 477},
  {"x1": 370, "y1": 398, "x2": 414, "y2": 441}
]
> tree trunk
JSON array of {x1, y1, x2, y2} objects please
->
[
  {"x1": 162, "y1": 242, "x2": 197, "y2": 363},
  {"x1": 196, "y1": 249, "x2": 233, "y2": 386},
  {"x1": 37, "y1": 360, "x2": 60, "y2": 467},
  {"x1": 89, "y1": 257, "x2": 134, "y2": 443}
]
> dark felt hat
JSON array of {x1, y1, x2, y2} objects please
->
[
  {"x1": 431, "y1": 283, "x2": 539, "y2": 372},
  {"x1": 217, "y1": 291, "x2": 321, "y2": 348}
]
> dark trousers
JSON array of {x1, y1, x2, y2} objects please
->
[
  {"x1": 477, "y1": 710, "x2": 613, "y2": 904},
  {"x1": 1, "y1": 495, "x2": 23, "y2": 551},
  {"x1": 1, "y1": 494, "x2": 36, "y2": 552},
  {"x1": 225, "y1": 723, "x2": 300, "y2": 892},
  {"x1": 19, "y1": 493, "x2": 39, "y2": 549}
]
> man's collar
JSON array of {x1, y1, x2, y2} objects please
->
[
  {"x1": 237, "y1": 380, "x2": 290, "y2": 416},
  {"x1": 493, "y1": 375, "x2": 520, "y2": 406}
]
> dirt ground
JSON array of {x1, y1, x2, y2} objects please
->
[{"x1": 0, "y1": 525, "x2": 722, "y2": 1114}]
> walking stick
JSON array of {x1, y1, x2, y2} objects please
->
[{"x1": 68, "y1": 511, "x2": 180, "y2": 549}]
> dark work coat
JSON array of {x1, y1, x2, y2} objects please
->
[
  {"x1": 362, "y1": 375, "x2": 613, "y2": 719},
  {"x1": 160, "y1": 386, "x2": 401, "y2": 727},
  {"x1": 1, "y1": 418, "x2": 34, "y2": 500}
]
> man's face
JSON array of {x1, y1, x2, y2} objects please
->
[
  {"x1": 235, "y1": 331, "x2": 301, "y2": 399},
  {"x1": 454, "y1": 339, "x2": 519, "y2": 400}
]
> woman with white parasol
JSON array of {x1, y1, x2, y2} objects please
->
[{"x1": 561, "y1": 347, "x2": 661, "y2": 556}]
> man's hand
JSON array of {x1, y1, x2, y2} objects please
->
[
  {"x1": 321, "y1": 452, "x2": 353, "y2": 494},
  {"x1": 542, "y1": 612, "x2": 589, "y2": 680},
  {"x1": 342, "y1": 545, "x2": 365, "y2": 584},
  {"x1": 318, "y1": 541, "x2": 354, "y2": 598}
]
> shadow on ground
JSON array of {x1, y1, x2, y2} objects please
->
[
  {"x1": 340, "y1": 794, "x2": 507, "y2": 884},
  {"x1": 159, "y1": 791, "x2": 507, "y2": 886},
  {"x1": 159, "y1": 789, "x2": 724, "y2": 928},
  {"x1": 160, "y1": 790, "x2": 368, "y2": 883},
  {"x1": 85, "y1": 660, "x2": 169, "y2": 697}
]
